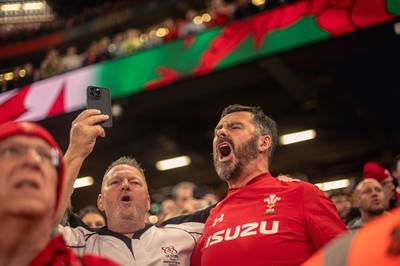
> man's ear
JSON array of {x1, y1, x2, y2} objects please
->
[
  {"x1": 259, "y1": 135, "x2": 271, "y2": 152},
  {"x1": 97, "y1": 194, "x2": 104, "y2": 212}
]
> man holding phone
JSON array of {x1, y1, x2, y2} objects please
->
[{"x1": 58, "y1": 109, "x2": 209, "y2": 265}]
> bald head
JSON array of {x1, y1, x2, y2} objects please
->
[
  {"x1": 354, "y1": 178, "x2": 385, "y2": 222},
  {"x1": 355, "y1": 178, "x2": 381, "y2": 194}
]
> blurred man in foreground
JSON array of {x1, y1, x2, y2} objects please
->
[{"x1": 0, "y1": 121, "x2": 118, "y2": 266}]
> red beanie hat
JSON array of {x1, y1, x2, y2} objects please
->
[
  {"x1": 362, "y1": 161, "x2": 391, "y2": 183},
  {"x1": 0, "y1": 121, "x2": 64, "y2": 210}
]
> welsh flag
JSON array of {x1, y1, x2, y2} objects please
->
[{"x1": 1, "y1": 0, "x2": 398, "y2": 125}]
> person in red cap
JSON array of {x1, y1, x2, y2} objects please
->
[
  {"x1": 363, "y1": 161, "x2": 396, "y2": 211},
  {"x1": 0, "y1": 120, "x2": 119, "y2": 266}
]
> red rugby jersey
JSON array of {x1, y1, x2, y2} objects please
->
[{"x1": 192, "y1": 173, "x2": 347, "y2": 266}]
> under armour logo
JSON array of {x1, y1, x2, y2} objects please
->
[{"x1": 213, "y1": 214, "x2": 224, "y2": 226}]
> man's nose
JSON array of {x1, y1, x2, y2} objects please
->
[
  {"x1": 121, "y1": 180, "x2": 131, "y2": 190},
  {"x1": 24, "y1": 147, "x2": 42, "y2": 163},
  {"x1": 371, "y1": 189, "x2": 381, "y2": 196},
  {"x1": 216, "y1": 127, "x2": 228, "y2": 138}
]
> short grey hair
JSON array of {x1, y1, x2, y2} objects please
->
[
  {"x1": 220, "y1": 104, "x2": 278, "y2": 164},
  {"x1": 104, "y1": 156, "x2": 145, "y2": 178}
]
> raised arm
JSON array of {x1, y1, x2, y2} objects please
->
[{"x1": 54, "y1": 109, "x2": 109, "y2": 225}]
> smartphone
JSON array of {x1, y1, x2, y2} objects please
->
[{"x1": 86, "y1": 86, "x2": 113, "y2": 128}]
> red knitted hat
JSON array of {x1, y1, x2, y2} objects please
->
[
  {"x1": 0, "y1": 121, "x2": 64, "y2": 210},
  {"x1": 362, "y1": 161, "x2": 391, "y2": 183}
]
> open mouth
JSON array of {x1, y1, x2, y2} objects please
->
[
  {"x1": 120, "y1": 195, "x2": 133, "y2": 202},
  {"x1": 217, "y1": 143, "x2": 232, "y2": 161}
]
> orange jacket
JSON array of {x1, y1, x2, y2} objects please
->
[{"x1": 302, "y1": 206, "x2": 400, "y2": 265}]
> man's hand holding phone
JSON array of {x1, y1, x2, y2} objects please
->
[
  {"x1": 86, "y1": 86, "x2": 113, "y2": 128},
  {"x1": 68, "y1": 109, "x2": 109, "y2": 159}
]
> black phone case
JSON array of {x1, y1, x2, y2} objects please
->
[{"x1": 86, "y1": 86, "x2": 113, "y2": 128}]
